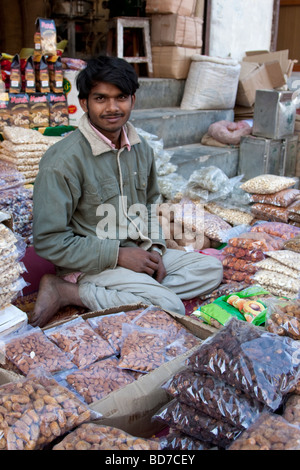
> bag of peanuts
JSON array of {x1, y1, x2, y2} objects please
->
[
  {"x1": 186, "y1": 317, "x2": 300, "y2": 411},
  {"x1": 45, "y1": 317, "x2": 115, "y2": 368},
  {"x1": 240, "y1": 174, "x2": 297, "y2": 195},
  {"x1": 251, "y1": 203, "x2": 290, "y2": 223},
  {"x1": 250, "y1": 188, "x2": 300, "y2": 207},
  {"x1": 250, "y1": 221, "x2": 300, "y2": 240},
  {"x1": 265, "y1": 298, "x2": 300, "y2": 340},
  {"x1": 52, "y1": 423, "x2": 161, "y2": 450},
  {"x1": 228, "y1": 412, "x2": 300, "y2": 450},
  {"x1": 162, "y1": 368, "x2": 264, "y2": 430},
  {"x1": 153, "y1": 398, "x2": 242, "y2": 448},
  {"x1": 228, "y1": 231, "x2": 285, "y2": 251},
  {"x1": 0, "y1": 368, "x2": 102, "y2": 450}
]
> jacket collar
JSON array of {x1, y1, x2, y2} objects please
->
[{"x1": 78, "y1": 113, "x2": 141, "y2": 156}]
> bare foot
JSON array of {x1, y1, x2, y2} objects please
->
[{"x1": 29, "y1": 274, "x2": 85, "y2": 328}]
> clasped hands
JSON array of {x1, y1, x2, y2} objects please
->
[{"x1": 117, "y1": 246, "x2": 166, "y2": 283}]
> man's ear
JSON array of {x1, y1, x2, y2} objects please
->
[
  {"x1": 79, "y1": 98, "x2": 88, "y2": 113},
  {"x1": 131, "y1": 94, "x2": 136, "y2": 109}
]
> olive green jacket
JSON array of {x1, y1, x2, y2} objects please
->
[{"x1": 33, "y1": 113, "x2": 166, "y2": 276}]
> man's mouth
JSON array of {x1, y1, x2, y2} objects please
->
[{"x1": 102, "y1": 114, "x2": 124, "y2": 122}]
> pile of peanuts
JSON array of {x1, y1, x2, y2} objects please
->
[{"x1": 0, "y1": 374, "x2": 96, "y2": 450}]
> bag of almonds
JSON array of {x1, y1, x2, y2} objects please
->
[{"x1": 45, "y1": 317, "x2": 115, "y2": 368}]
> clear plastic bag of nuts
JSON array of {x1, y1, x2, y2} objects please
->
[
  {"x1": 45, "y1": 317, "x2": 115, "y2": 368},
  {"x1": 162, "y1": 368, "x2": 264, "y2": 430},
  {"x1": 118, "y1": 323, "x2": 170, "y2": 373},
  {"x1": 186, "y1": 317, "x2": 300, "y2": 411},
  {"x1": 152, "y1": 399, "x2": 242, "y2": 449},
  {"x1": 282, "y1": 394, "x2": 300, "y2": 427},
  {"x1": 0, "y1": 325, "x2": 75, "y2": 375},
  {"x1": 87, "y1": 309, "x2": 144, "y2": 354},
  {"x1": 0, "y1": 368, "x2": 102, "y2": 450},
  {"x1": 64, "y1": 356, "x2": 135, "y2": 404},
  {"x1": 228, "y1": 412, "x2": 300, "y2": 450},
  {"x1": 52, "y1": 423, "x2": 161, "y2": 450},
  {"x1": 265, "y1": 298, "x2": 300, "y2": 340}
]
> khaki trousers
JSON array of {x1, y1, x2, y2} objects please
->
[{"x1": 78, "y1": 249, "x2": 223, "y2": 315}]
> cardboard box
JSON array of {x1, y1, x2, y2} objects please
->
[
  {"x1": 152, "y1": 46, "x2": 201, "y2": 79},
  {"x1": 243, "y1": 49, "x2": 296, "y2": 78},
  {"x1": 146, "y1": 0, "x2": 196, "y2": 16},
  {"x1": 63, "y1": 70, "x2": 84, "y2": 127},
  {"x1": 151, "y1": 14, "x2": 203, "y2": 48},
  {"x1": 0, "y1": 304, "x2": 28, "y2": 338},
  {"x1": 236, "y1": 60, "x2": 286, "y2": 108}
]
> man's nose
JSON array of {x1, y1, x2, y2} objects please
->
[{"x1": 106, "y1": 98, "x2": 119, "y2": 112}]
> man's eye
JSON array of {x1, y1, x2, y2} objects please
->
[{"x1": 119, "y1": 95, "x2": 129, "y2": 100}]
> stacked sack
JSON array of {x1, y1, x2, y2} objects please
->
[
  {"x1": 0, "y1": 161, "x2": 33, "y2": 244},
  {"x1": 249, "y1": 222, "x2": 300, "y2": 298},
  {"x1": 153, "y1": 317, "x2": 300, "y2": 450},
  {"x1": 0, "y1": 217, "x2": 27, "y2": 309},
  {"x1": 0, "y1": 125, "x2": 63, "y2": 184},
  {"x1": 221, "y1": 229, "x2": 285, "y2": 284},
  {"x1": 240, "y1": 174, "x2": 300, "y2": 226}
]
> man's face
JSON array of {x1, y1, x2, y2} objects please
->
[{"x1": 79, "y1": 82, "x2": 136, "y2": 142}]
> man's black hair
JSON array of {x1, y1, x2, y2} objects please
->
[{"x1": 76, "y1": 55, "x2": 140, "y2": 99}]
